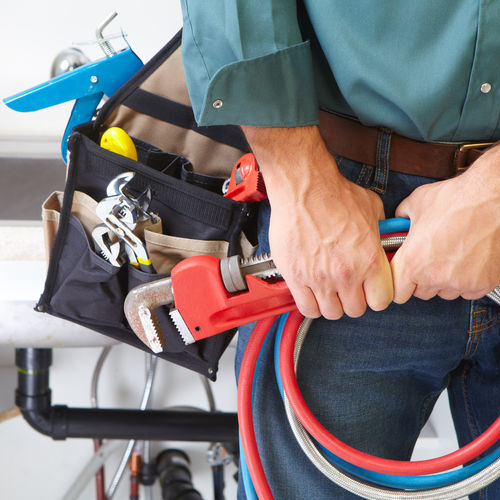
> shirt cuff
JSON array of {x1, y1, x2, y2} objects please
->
[{"x1": 196, "y1": 41, "x2": 319, "y2": 128}]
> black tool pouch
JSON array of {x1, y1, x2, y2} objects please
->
[{"x1": 36, "y1": 31, "x2": 255, "y2": 379}]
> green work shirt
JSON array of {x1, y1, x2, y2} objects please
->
[{"x1": 180, "y1": 0, "x2": 500, "y2": 143}]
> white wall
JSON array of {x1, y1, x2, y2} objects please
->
[{"x1": 0, "y1": 0, "x2": 183, "y2": 140}]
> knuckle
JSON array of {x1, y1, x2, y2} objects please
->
[
  {"x1": 323, "y1": 310, "x2": 344, "y2": 320},
  {"x1": 438, "y1": 290, "x2": 459, "y2": 301},
  {"x1": 461, "y1": 291, "x2": 484, "y2": 300},
  {"x1": 321, "y1": 300, "x2": 344, "y2": 320},
  {"x1": 365, "y1": 250, "x2": 381, "y2": 272},
  {"x1": 332, "y1": 262, "x2": 354, "y2": 286},
  {"x1": 310, "y1": 267, "x2": 329, "y2": 284},
  {"x1": 414, "y1": 288, "x2": 436, "y2": 301},
  {"x1": 339, "y1": 292, "x2": 367, "y2": 318},
  {"x1": 298, "y1": 305, "x2": 321, "y2": 319},
  {"x1": 344, "y1": 304, "x2": 367, "y2": 318}
]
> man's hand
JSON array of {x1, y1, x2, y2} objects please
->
[
  {"x1": 242, "y1": 125, "x2": 393, "y2": 319},
  {"x1": 391, "y1": 146, "x2": 500, "y2": 303}
]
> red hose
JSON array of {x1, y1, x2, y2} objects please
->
[
  {"x1": 238, "y1": 316, "x2": 277, "y2": 500},
  {"x1": 279, "y1": 309, "x2": 500, "y2": 476},
  {"x1": 93, "y1": 439, "x2": 106, "y2": 500}
]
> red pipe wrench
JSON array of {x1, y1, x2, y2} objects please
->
[{"x1": 123, "y1": 152, "x2": 408, "y2": 352}]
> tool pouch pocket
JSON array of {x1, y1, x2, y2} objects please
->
[{"x1": 36, "y1": 30, "x2": 256, "y2": 378}]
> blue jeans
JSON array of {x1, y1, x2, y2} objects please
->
[{"x1": 236, "y1": 155, "x2": 500, "y2": 499}]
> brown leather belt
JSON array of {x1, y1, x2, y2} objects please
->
[{"x1": 318, "y1": 111, "x2": 495, "y2": 180}]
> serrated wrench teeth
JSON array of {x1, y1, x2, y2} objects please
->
[
  {"x1": 169, "y1": 309, "x2": 195, "y2": 345},
  {"x1": 138, "y1": 306, "x2": 164, "y2": 353},
  {"x1": 239, "y1": 253, "x2": 279, "y2": 277},
  {"x1": 91, "y1": 225, "x2": 124, "y2": 267}
]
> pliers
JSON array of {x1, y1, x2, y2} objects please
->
[{"x1": 92, "y1": 172, "x2": 155, "y2": 273}]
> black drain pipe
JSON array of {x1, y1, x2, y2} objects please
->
[{"x1": 15, "y1": 348, "x2": 238, "y2": 442}]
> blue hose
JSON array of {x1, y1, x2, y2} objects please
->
[
  {"x1": 240, "y1": 433, "x2": 258, "y2": 500},
  {"x1": 378, "y1": 217, "x2": 411, "y2": 234},
  {"x1": 242, "y1": 321, "x2": 275, "y2": 500}
]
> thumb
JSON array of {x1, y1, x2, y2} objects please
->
[
  {"x1": 377, "y1": 201, "x2": 386, "y2": 221},
  {"x1": 390, "y1": 245, "x2": 415, "y2": 304},
  {"x1": 395, "y1": 195, "x2": 412, "y2": 219},
  {"x1": 370, "y1": 191, "x2": 386, "y2": 221}
]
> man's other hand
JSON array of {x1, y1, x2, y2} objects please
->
[{"x1": 391, "y1": 146, "x2": 500, "y2": 303}]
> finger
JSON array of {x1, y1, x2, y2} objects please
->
[
  {"x1": 461, "y1": 289, "x2": 491, "y2": 301},
  {"x1": 367, "y1": 190, "x2": 386, "y2": 222},
  {"x1": 363, "y1": 252, "x2": 394, "y2": 311},
  {"x1": 336, "y1": 285, "x2": 367, "y2": 318},
  {"x1": 413, "y1": 285, "x2": 438, "y2": 301},
  {"x1": 314, "y1": 289, "x2": 344, "y2": 320},
  {"x1": 437, "y1": 289, "x2": 461, "y2": 301},
  {"x1": 375, "y1": 199, "x2": 386, "y2": 221},
  {"x1": 391, "y1": 250, "x2": 416, "y2": 304},
  {"x1": 288, "y1": 282, "x2": 322, "y2": 318}
]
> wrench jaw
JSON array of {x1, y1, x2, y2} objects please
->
[
  {"x1": 125, "y1": 254, "x2": 290, "y2": 351},
  {"x1": 105, "y1": 171, "x2": 153, "y2": 225},
  {"x1": 96, "y1": 172, "x2": 155, "y2": 272},
  {"x1": 106, "y1": 171, "x2": 134, "y2": 197},
  {"x1": 124, "y1": 276, "x2": 175, "y2": 353},
  {"x1": 127, "y1": 186, "x2": 153, "y2": 223},
  {"x1": 91, "y1": 225, "x2": 125, "y2": 267},
  {"x1": 138, "y1": 306, "x2": 165, "y2": 353}
]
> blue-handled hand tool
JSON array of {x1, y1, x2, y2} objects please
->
[{"x1": 4, "y1": 48, "x2": 142, "y2": 161}]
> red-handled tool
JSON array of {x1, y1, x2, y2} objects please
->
[
  {"x1": 169, "y1": 255, "x2": 293, "y2": 344},
  {"x1": 124, "y1": 235, "x2": 412, "y2": 353},
  {"x1": 124, "y1": 253, "x2": 291, "y2": 352},
  {"x1": 223, "y1": 153, "x2": 267, "y2": 202}
]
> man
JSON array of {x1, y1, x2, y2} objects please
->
[{"x1": 179, "y1": 2, "x2": 500, "y2": 498}]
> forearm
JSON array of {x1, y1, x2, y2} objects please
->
[{"x1": 241, "y1": 125, "x2": 393, "y2": 319}]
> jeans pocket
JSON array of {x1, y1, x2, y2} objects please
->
[{"x1": 335, "y1": 155, "x2": 372, "y2": 187}]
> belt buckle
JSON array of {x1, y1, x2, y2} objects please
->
[
  {"x1": 455, "y1": 141, "x2": 495, "y2": 174},
  {"x1": 458, "y1": 141, "x2": 495, "y2": 152}
]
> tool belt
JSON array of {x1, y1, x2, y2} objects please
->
[
  {"x1": 37, "y1": 31, "x2": 254, "y2": 379},
  {"x1": 318, "y1": 111, "x2": 495, "y2": 179}
]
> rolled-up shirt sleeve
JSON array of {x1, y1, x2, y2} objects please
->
[{"x1": 180, "y1": 0, "x2": 319, "y2": 127}]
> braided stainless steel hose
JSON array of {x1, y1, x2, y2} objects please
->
[{"x1": 282, "y1": 317, "x2": 500, "y2": 499}]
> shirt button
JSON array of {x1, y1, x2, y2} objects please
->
[
  {"x1": 480, "y1": 82, "x2": 492, "y2": 94},
  {"x1": 212, "y1": 99, "x2": 224, "y2": 109}
]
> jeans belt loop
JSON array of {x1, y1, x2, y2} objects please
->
[{"x1": 372, "y1": 128, "x2": 392, "y2": 194}]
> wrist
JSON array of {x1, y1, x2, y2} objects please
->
[
  {"x1": 463, "y1": 144, "x2": 500, "y2": 191},
  {"x1": 241, "y1": 125, "x2": 342, "y2": 187}
]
